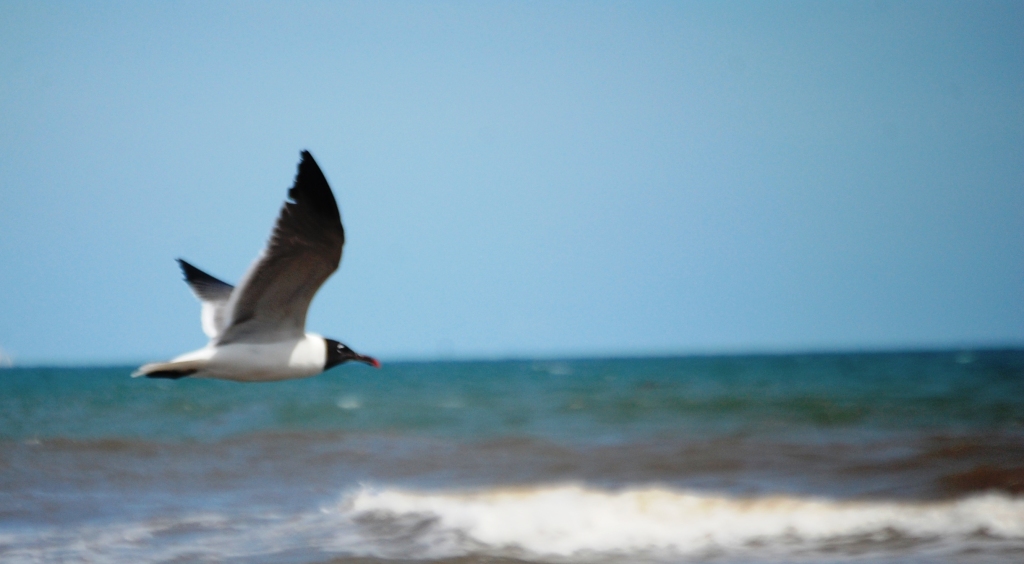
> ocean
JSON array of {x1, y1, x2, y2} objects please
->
[{"x1": 1, "y1": 350, "x2": 1022, "y2": 563}]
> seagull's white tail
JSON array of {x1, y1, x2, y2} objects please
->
[{"x1": 131, "y1": 359, "x2": 208, "y2": 379}]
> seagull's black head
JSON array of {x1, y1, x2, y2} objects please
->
[{"x1": 325, "y1": 338, "x2": 380, "y2": 370}]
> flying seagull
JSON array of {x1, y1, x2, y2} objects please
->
[{"x1": 133, "y1": 151, "x2": 379, "y2": 382}]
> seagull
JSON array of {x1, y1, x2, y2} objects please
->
[{"x1": 133, "y1": 151, "x2": 379, "y2": 382}]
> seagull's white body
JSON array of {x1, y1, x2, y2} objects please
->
[
  {"x1": 134, "y1": 151, "x2": 378, "y2": 382},
  {"x1": 161, "y1": 334, "x2": 328, "y2": 382}
]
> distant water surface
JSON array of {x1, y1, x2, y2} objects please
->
[{"x1": 1, "y1": 350, "x2": 1022, "y2": 563}]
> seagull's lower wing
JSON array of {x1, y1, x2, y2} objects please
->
[{"x1": 177, "y1": 259, "x2": 234, "y2": 339}]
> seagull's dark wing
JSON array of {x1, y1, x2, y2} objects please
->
[
  {"x1": 217, "y1": 151, "x2": 345, "y2": 344},
  {"x1": 177, "y1": 259, "x2": 234, "y2": 339}
]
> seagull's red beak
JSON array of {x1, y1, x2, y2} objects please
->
[{"x1": 358, "y1": 355, "x2": 381, "y2": 368}]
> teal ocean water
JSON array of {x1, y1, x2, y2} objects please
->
[{"x1": 2, "y1": 350, "x2": 1023, "y2": 563}]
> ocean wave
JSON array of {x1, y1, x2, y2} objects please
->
[
  {"x1": 344, "y1": 484, "x2": 1024, "y2": 560},
  {"x1": 3, "y1": 484, "x2": 1023, "y2": 563}
]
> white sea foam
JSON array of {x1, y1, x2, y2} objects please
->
[
  {"x1": 345, "y1": 484, "x2": 1024, "y2": 559},
  {"x1": 336, "y1": 395, "x2": 361, "y2": 409},
  {"x1": 2, "y1": 485, "x2": 1023, "y2": 563}
]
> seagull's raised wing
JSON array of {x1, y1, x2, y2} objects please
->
[
  {"x1": 178, "y1": 259, "x2": 234, "y2": 339},
  {"x1": 216, "y1": 151, "x2": 345, "y2": 344}
]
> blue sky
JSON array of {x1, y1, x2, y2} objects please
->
[{"x1": 1, "y1": 1, "x2": 1021, "y2": 364}]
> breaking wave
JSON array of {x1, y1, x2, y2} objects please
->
[{"x1": 344, "y1": 484, "x2": 1024, "y2": 560}]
